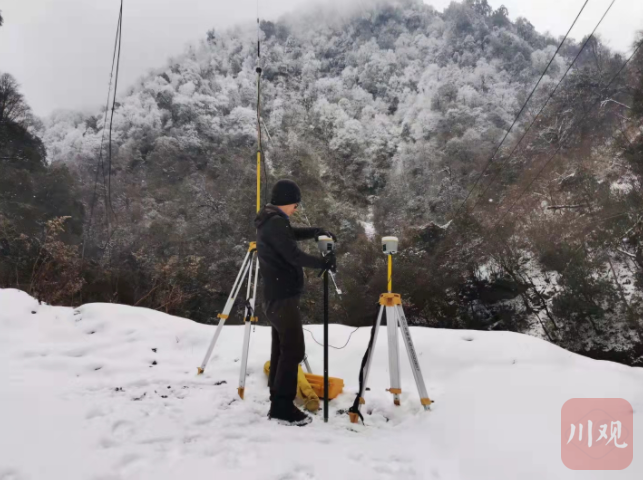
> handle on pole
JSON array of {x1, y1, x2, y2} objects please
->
[{"x1": 323, "y1": 269, "x2": 329, "y2": 423}]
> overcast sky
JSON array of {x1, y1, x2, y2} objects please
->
[{"x1": 0, "y1": 0, "x2": 641, "y2": 117}]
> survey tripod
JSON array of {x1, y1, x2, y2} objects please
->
[
  {"x1": 197, "y1": 25, "x2": 329, "y2": 399},
  {"x1": 196, "y1": 20, "x2": 265, "y2": 399},
  {"x1": 348, "y1": 236, "x2": 433, "y2": 424}
]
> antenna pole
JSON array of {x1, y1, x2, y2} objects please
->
[{"x1": 255, "y1": 16, "x2": 262, "y2": 213}]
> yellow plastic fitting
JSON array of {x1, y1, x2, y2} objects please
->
[{"x1": 379, "y1": 293, "x2": 402, "y2": 306}]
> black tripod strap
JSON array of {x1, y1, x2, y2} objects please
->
[
  {"x1": 243, "y1": 299, "x2": 254, "y2": 317},
  {"x1": 348, "y1": 308, "x2": 380, "y2": 425}
]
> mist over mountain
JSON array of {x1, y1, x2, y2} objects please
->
[{"x1": 2, "y1": 0, "x2": 643, "y2": 365}]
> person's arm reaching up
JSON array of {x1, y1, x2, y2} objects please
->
[{"x1": 265, "y1": 217, "x2": 325, "y2": 269}]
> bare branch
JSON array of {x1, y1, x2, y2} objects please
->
[
  {"x1": 600, "y1": 98, "x2": 631, "y2": 110},
  {"x1": 0, "y1": 73, "x2": 31, "y2": 124},
  {"x1": 545, "y1": 204, "x2": 590, "y2": 210},
  {"x1": 616, "y1": 248, "x2": 637, "y2": 259}
]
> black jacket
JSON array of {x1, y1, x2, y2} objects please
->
[{"x1": 255, "y1": 205, "x2": 325, "y2": 301}]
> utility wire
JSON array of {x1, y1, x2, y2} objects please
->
[
  {"x1": 106, "y1": 0, "x2": 123, "y2": 216},
  {"x1": 493, "y1": 42, "x2": 642, "y2": 227},
  {"x1": 453, "y1": 0, "x2": 590, "y2": 217},
  {"x1": 469, "y1": 0, "x2": 616, "y2": 213},
  {"x1": 82, "y1": 0, "x2": 124, "y2": 260},
  {"x1": 449, "y1": 47, "x2": 641, "y2": 332}
]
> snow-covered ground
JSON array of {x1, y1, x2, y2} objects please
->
[{"x1": 1, "y1": 288, "x2": 642, "y2": 480}]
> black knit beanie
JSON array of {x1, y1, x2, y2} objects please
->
[{"x1": 270, "y1": 179, "x2": 302, "y2": 206}]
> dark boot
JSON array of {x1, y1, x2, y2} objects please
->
[{"x1": 268, "y1": 399, "x2": 312, "y2": 426}]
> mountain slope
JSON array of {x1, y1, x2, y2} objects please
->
[
  {"x1": 13, "y1": 0, "x2": 642, "y2": 367},
  {"x1": 34, "y1": 0, "x2": 569, "y2": 318}
]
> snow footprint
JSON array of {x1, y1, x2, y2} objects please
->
[
  {"x1": 85, "y1": 406, "x2": 109, "y2": 420},
  {"x1": 0, "y1": 468, "x2": 28, "y2": 480},
  {"x1": 368, "y1": 454, "x2": 418, "y2": 479},
  {"x1": 112, "y1": 420, "x2": 135, "y2": 441},
  {"x1": 274, "y1": 465, "x2": 317, "y2": 480},
  {"x1": 115, "y1": 453, "x2": 147, "y2": 476},
  {"x1": 99, "y1": 420, "x2": 136, "y2": 447}
]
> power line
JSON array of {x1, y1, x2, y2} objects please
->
[
  {"x1": 452, "y1": 0, "x2": 590, "y2": 217},
  {"x1": 106, "y1": 0, "x2": 123, "y2": 216},
  {"x1": 469, "y1": 0, "x2": 616, "y2": 213},
  {"x1": 493, "y1": 42, "x2": 642, "y2": 227},
  {"x1": 82, "y1": 0, "x2": 125, "y2": 260}
]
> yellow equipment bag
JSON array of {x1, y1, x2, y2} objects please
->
[
  {"x1": 263, "y1": 361, "x2": 344, "y2": 412},
  {"x1": 264, "y1": 361, "x2": 319, "y2": 412},
  {"x1": 303, "y1": 372, "x2": 345, "y2": 400}
]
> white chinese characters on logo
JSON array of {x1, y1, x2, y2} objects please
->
[{"x1": 567, "y1": 421, "x2": 628, "y2": 448}]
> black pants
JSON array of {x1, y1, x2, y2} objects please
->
[{"x1": 264, "y1": 296, "x2": 305, "y2": 403}]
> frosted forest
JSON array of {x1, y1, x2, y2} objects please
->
[{"x1": 2, "y1": 0, "x2": 643, "y2": 366}]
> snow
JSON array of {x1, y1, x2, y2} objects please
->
[
  {"x1": 360, "y1": 204, "x2": 376, "y2": 239},
  {"x1": 610, "y1": 179, "x2": 635, "y2": 194},
  {"x1": 1, "y1": 288, "x2": 642, "y2": 480},
  {"x1": 360, "y1": 220, "x2": 376, "y2": 239}
]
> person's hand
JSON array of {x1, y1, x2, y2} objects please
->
[
  {"x1": 315, "y1": 229, "x2": 337, "y2": 242},
  {"x1": 323, "y1": 253, "x2": 337, "y2": 273}
]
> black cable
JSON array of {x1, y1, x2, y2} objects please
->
[
  {"x1": 348, "y1": 308, "x2": 381, "y2": 425},
  {"x1": 298, "y1": 192, "x2": 360, "y2": 350},
  {"x1": 304, "y1": 326, "x2": 360, "y2": 350},
  {"x1": 453, "y1": 0, "x2": 590, "y2": 217},
  {"x1": 469, "y1": 0, "x2": 616, "y2": 213},
  {"x1": 302, "y1": 249, "x2": 359, "y2": 350},
  {"x1": 107, "y1": 0, "x2": 123, "y2": 216},
  {"x1": 494, "y1": 42, "x2": 641, "y2": 227}
]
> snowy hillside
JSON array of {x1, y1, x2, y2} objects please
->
[
  {"x1": 1, "y1": 288, "x2": 641, "y2": 480},
  {"x1": 16, "y1": 0, "x2": 641, "y2": 366}
]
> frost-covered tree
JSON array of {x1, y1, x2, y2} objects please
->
[{"x1": 23, "y1": 1, "x2": 643, "y2": 365}]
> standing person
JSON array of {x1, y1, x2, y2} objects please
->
[{"x1": 255, "y1": 179, "x2": 336, "y2": 426}]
